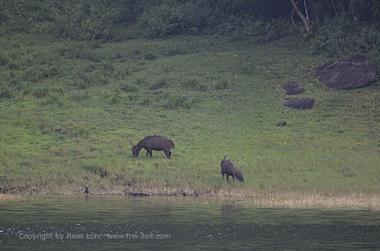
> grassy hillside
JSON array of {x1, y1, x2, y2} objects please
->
[{"x1": 0, "y1": 30, "x2": 379, "y2": 196}]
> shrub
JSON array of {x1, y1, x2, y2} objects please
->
[
  {"x1": 0, "y1": 52, "x2": 9, "y2": 66},
  {"x1": 111, "y1": 95, "x2": 120, "y2": 104},
  {"x1": 31, "y1": 52, "x2": 58, "y2": 65},
  {"x1": 161, "y1": 94, "x2": 195, "y2": 109},
  {"x1": 150, "y1": 79, "x2": 167, "y2": 90},
  {"x1": 48, "y1": 0, "x2": 121, "y2": 40},
  {"x1": 144, "y1": 53, "x2": 157, "y2": 60},
  {"x1": 120, "y1": 83, "x2": 138, "y2": 92},
  {"x1": 134, "y1": 78, "x2": 148, "y2": 86},
  {"x1": 310, "y1": 17, "x2": 380, "y2": 56},
  {"x1": 57, "y1": 43, "x2": 103, "y2": 62},
  {"x1": 23, "y1": 66, "x2": 60, "y2": 83},
  {"x1": 73, "y1": 71, "x2": 109, "y2": 89},
  {"x1": 214, "y1": 80, "x2": 229, "y2": 90},
  {"x1": 7, "y1": 75, "x2": 25, "y2": 91},
  {"x1": 31, "y1": 87, "x2": 64, "y2": 99},
  {"x1": 239, "y1": 18, "x2": 295, "y2": 43},
  {"x1": 58, "y1": 43, "x2": 90, "y2": 59},
  {"x1": 165, "y1": 47, "x2": 189, "y2": 56},
  {"x1": 137, "y1": 1, "x2": 210, "y2": 38},
  {"x1": 133, "y1": 49, "x2": 142, "y2": 55},
  {"x1": 40, "y1": 92, "x2": 64, "y2": 106},
  {"x1": 70, "y1": 91, "x2": 90, "y2": 102},
  {"x1": 84, "y1": 63, "x2": 97, "y2": 73},
  {"x1": 74, "y1": 73, "x2": 92, "y2": 89},
  {"x1": 31, "y1": 87, "x2": 50, "y2": 98},
  {"x1": 7, "y1": 56, "x2": 22, "y2": 70},
  {"x1": 181, "y1": 78, "x2": 208, "y2": 91},
  {"x1": 139, "y1": 97, "x2": 152, "y2": 106},
  {"x1": 82, "y1": 164, "x2": 109, "y2": 178},
  {"x1": 56, "y1": 126, "x2": 89, "y2": 139},
  {"x1": 0, "y1": 87, "x2": 14, "y2": 100},
  {"x1": 128, "y1": 94, "x2": 139, "y2": 102},
  {"x1": 100, "y1": 63, "x2": 115, "y2": 75}
]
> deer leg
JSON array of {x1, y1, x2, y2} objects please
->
[
  {"x1": 164, "y1": 149, "x2": 171, "y2": 159},
  {"x1": 226, "y1": 175, "x2": 229, "y2": 182},
  {"x1": 145, "y1": 148, "x2": 152, "y2": 158}
]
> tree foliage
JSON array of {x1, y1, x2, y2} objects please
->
[{"x1": 0, "y1": 0, "x2": 379, "y2": 46}]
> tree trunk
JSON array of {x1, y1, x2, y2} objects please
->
[{"x1": 289, "y1": 0, "x2": 310, "y2": 33}]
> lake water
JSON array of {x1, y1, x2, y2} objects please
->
[{"x1": 0, "y1": 196, "x2": 380, "y2": 250}]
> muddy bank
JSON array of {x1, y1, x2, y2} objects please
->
[{"x1": 2, "y1": 186, "x2": 380, "y2": 210}]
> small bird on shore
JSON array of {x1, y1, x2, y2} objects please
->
[{"x1": 84, "y1": 186, "x2": 90, "y2": 196}]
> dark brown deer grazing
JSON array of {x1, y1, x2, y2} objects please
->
[
  {"x1": 220, "y1": 155, "x2": 244, "y2": 182},
  {"x1": 132, "y1": 136, "x2": 175, "y2": 159}
]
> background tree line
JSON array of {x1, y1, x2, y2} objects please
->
[{"x1": 1, "y1": 0, "x2": 380, "y2": 56}]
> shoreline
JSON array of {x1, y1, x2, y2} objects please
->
[{"x1": 2, "y1": 187, "x2": 380, "y2": 210}]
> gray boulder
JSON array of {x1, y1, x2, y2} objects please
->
[
  {"x1": 281, "y1": 81, "x2": 305, "y2": 95},
  {"x1": 316, "y1": 55, "x2": 377, "y2": 90},
  {"x1": 283, "y1": 98, "x2": 315, "y2": 109}
]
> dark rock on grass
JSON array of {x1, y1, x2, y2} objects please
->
[
  {"x1": 276, "y1": 120, "x2": 287, "y2": 127},
  {"x1": 316, "y1": 55, "x2": 377, "y2": 90},
  {"x1": 283, "y1": 98, "x2": 315, "y2": 109},
  {"x1": 281, "y1": 81, "x2": 305, "y2": 95}
]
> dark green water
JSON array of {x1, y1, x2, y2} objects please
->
[{"x1": 0, "y1": 196, "x2": 380, "y2": 250}]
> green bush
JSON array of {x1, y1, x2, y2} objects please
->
[
  {"x1": 47, "y1": 0, "x2": 121, "y2": 40},
  {"x1": 144, "y1": 53, "x2": 157, "y2": 60},
  {"x1": 0, "y1": 52, "x2": 9, "y2": 66},
  {"x1": 214, "y1": 80, "x2": 230, "y2": 90},
  {"x1": 137, "y1": 1, "x2": 210, "y2": 38},
  {"x1": 7, "y1": 54, "x2": 23, "y2": 70},
  {"x1": 57, "y1": 43, "x2": 90, "y2": 59},
  {"x1": 150, "y1": 79, "x2": 167, "y2": 90},
  {"x1": 161, "y1": 94, "x2": 195, "y2": 109},
  {"x1": 181, "y1": 78, "x2": 208, "y2": 91},
  {"x1": 23, "y1": 65, "x2": 60, "y2": 83},
  {"x1": 82, "y1": 164, "x2": 108, "y2": 178},
  {"x1": 56, "y1": 126, "x2": 89, "y2": 139},
  {"x1": 57, "y1": 42, "x2": 103, "y2": 62},
  {"x1": 31, "y1": 87, "x2": 64, "y2": 99},
  {"x1": 120, "y1": 83, "x2": 138, "y2": 93},
  {"x1": 74, "y1": 71, "x2": 109, "y2": 89},
  {"x1": 310, "y1": 17, "x2": 380, "y2": 56},
  {"x1": 165, "y1": 47, "x2": 189, "y2": 56},
  {"x1": 31, "y1": 52, "x2": 58, "y2": 65},
  {"x1": 8, "y1": 77, "x2": 25, "y2": 92},
  {"x1": 40, "y1": 92, "x2": 64, "y2": 106},
  {"x1": 139, "y1": 97, "x2": 152, "y2": 106},
  {"x1": 0, "y1": 86, "x2": 14, "y2": 100}
]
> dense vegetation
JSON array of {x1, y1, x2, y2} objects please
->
[{"x1": 0, "y1": 0, "x2": 379, "y2": 196}]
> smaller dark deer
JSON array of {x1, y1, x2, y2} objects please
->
[
  {"x1": 221, "y1": 155, "x2": 244, "y2": 182},
  {"x1": 132, "y1": 135, "x2": 175, "y2": 159}
]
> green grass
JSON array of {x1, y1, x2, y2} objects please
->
[{"x1": 0, "y1": 30, "x2": 379, "y2": 196}]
